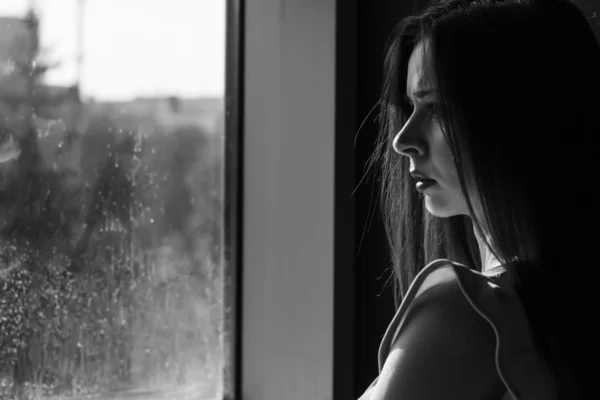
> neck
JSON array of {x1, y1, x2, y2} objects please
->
[{"x1": 474, "y1": 224, "x2": 501, "y2": 271}]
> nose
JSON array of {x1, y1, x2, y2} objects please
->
[{"x1": 392, "y1": 116, "x2": 426, "y2": 157}]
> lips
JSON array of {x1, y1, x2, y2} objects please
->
[
  {"x1": 415, "y1": 177, "x2": 436, "y2": 183},
  {"x1": 410, "y1": 171, "x2": 436, "y2": 183},
  {"x1": 415, "y1": 179, "x2": 437, "y2": 192}
]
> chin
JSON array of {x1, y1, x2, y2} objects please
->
[{"x1": 424, "y1": 196, "x2": 465, "y2": 218}]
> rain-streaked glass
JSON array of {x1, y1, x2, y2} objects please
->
[{"x1": 0, "y1": 1, "x2": 227, "y2": 399}]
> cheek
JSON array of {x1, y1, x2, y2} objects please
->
[
  {"x1": 431, "y1": 137, "x2": 459, "y2": 189},
  {"x1": 426, "y1": 137, "x2": 470, "y2": 217}
]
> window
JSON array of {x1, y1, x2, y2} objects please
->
[{"x1": 0, "y1": 1, "x2": 232, "y2": 399}]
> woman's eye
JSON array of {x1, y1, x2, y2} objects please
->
[{"x1": 403, "y1": 97, "x2": 438, "y2": 120}]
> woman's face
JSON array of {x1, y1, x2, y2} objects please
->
[{"x1": 392, "y1": 39, "x2": 469, "y2": 218}]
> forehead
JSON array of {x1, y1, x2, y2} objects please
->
[{"x1": 406, "y1": 40, "x2": 433, "y2": 92}]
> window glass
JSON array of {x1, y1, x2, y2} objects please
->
[{"x1": 0, "y1": 1, "x2": 227, "y2": 399}]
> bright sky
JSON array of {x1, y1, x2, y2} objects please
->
[{"x1": 0, "y1": 0, "x2": 226, "y2": 101}]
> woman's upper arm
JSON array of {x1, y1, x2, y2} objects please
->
[{"x1": 369, "y1": 279, "x2": 503, "y2": 400}]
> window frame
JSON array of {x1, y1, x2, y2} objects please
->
[
  {"x1": 239, "y1": 0, "x2": 350, "y2": 399},
  {"x1": 223, "y1": 0, "x2": 245, "y2": 399}
]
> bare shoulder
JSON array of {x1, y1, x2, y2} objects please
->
[{"x1": 370, "y1": 271, "x2": 505, "y2": 400}]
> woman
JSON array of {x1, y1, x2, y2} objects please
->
[{"x1": 360, "y1": 0, "x2": 600, "y2": 398}]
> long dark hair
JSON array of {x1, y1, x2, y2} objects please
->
[{"x1": 370, "y1": 0, "x2": 600, "y2": 397}]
